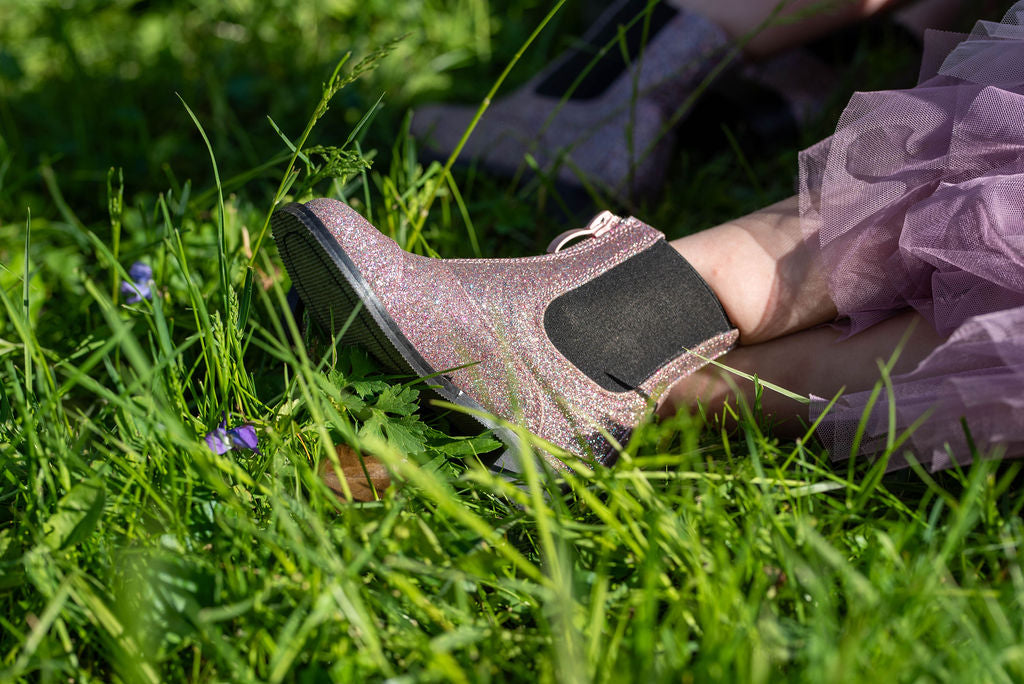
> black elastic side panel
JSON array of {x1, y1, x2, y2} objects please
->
[
  {"x1": 535, "y1": 0, "x2": 677, "y2": 100},
  {"x1": 543, "y1": 241, "x2": 731, "y2": 392}
]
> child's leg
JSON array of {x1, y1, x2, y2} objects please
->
[
  {"x1": 660, "y1": 310, "x2": 949, "y2": 434},
  {"x1": 666, "y1": 196, "x2": 948, "y2": 431},
  {"x1": 678, "y1": 0, "x2": 896, "y2": 56},
  {"x1": 671, "y1": 196, "x2": 837, "y2": 345}
]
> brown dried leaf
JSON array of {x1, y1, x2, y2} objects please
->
[{"x1": 320, "y1": 444, "x2": 392, "y2": 502}]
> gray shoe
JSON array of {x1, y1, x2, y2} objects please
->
[{"x1": 411, "y1": 0, "x2": 732, "y2": 204}]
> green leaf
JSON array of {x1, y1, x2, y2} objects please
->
[
  {"x1": 381, "y1": 416, "x2": 430, "y2": 455},
  {"x1": 327, "y1": 349, "x2": 391, "y2": 398},
  {"x1": 432, "y1": 433, "x2": 503, "y2": 458},
  {"x1": 334, "y1": 389, "x2": 368, "y2": 413},
  {"x1": 42, "y1": 478, "x2": 106, "y2": 551},
  {"x1": 373, "y1": 385, "x2": 419, "y2": 416},
  {"x1": 359, "y1": 410, "x2": 429, "y2": 456}
]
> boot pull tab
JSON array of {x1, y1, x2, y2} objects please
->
[{"x1": 546, "y1": 210, "x2": 620, "y2": 253}]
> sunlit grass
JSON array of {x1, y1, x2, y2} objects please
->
[{"x1": 2, "y1": 2, "x2": 1023, "y2": 682}]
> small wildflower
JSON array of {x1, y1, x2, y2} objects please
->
[
  {"x1": 205, "y1": 419, "x2": 260, "y2": 455},
  {"x1": 120, "y1": 261, "x2": 153, "y2": 304}
]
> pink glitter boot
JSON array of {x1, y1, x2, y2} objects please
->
[{"x1": 273, "y1": 198, "x2": 737, "y2": 472}]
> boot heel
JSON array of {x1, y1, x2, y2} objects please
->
[
  {"x1": 272, "y1": 204, "x2": 415, "y2": 375},
  {"x1": 272, "y1": 202, "x2": 508, "y2": 454}
]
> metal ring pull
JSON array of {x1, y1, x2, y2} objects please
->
[{"x1": 546, "y1": 210, "x2": 621, "y2": 253}]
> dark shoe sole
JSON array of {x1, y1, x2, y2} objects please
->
[{"x1": 271, "y1": 202, "x2": 527, "y2": 473}]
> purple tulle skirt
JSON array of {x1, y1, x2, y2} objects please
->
[{"x1": 799, "y1": 3, "x2": 1024, "y2": 470}]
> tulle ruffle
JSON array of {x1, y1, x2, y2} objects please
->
[{"x1": 800, "y1": 3, "x2": 1024, "y2": 469}]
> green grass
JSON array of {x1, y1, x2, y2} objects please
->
[{"x1": 3, "y1": 1, "x2": 1024, "y2": 681}]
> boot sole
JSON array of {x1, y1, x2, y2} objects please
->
[{"x1": 271, "y1": 202, "x2": 527, "y2": 474}]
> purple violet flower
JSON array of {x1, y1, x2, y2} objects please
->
[
  {"x1": 120, "y1": 260, "x2": 154, "y2": 304},
  {"x1": 205, "y1": 419, "x2": 260, "y2": 455}
]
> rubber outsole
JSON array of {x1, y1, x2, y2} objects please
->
[{"x1": 271, "y1": 202, "x2": 527, "y2": 474}]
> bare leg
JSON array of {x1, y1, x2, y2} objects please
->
[
  {"x1": 894, "y1": 0, "x2": 1007, "y2": 41},
  {"x1": 671, "y1": 196, "x2": 835, "y2": 345},
  {"x1": 661, "y1": 311, "x2": 949, "y2": 434},
  {"x1": 665, "y1": 197, "x2": 948, "y2": 431},
  {"x1": 675, "y1": 0, "x2": 899, "y2": 57},
  {"x1": 893, "y1": 0, "x2": 965, "y2": 39}
]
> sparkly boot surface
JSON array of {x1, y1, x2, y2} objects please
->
[{"x1": 274, "y1": 198, "x2": 737, "y2": 470}]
